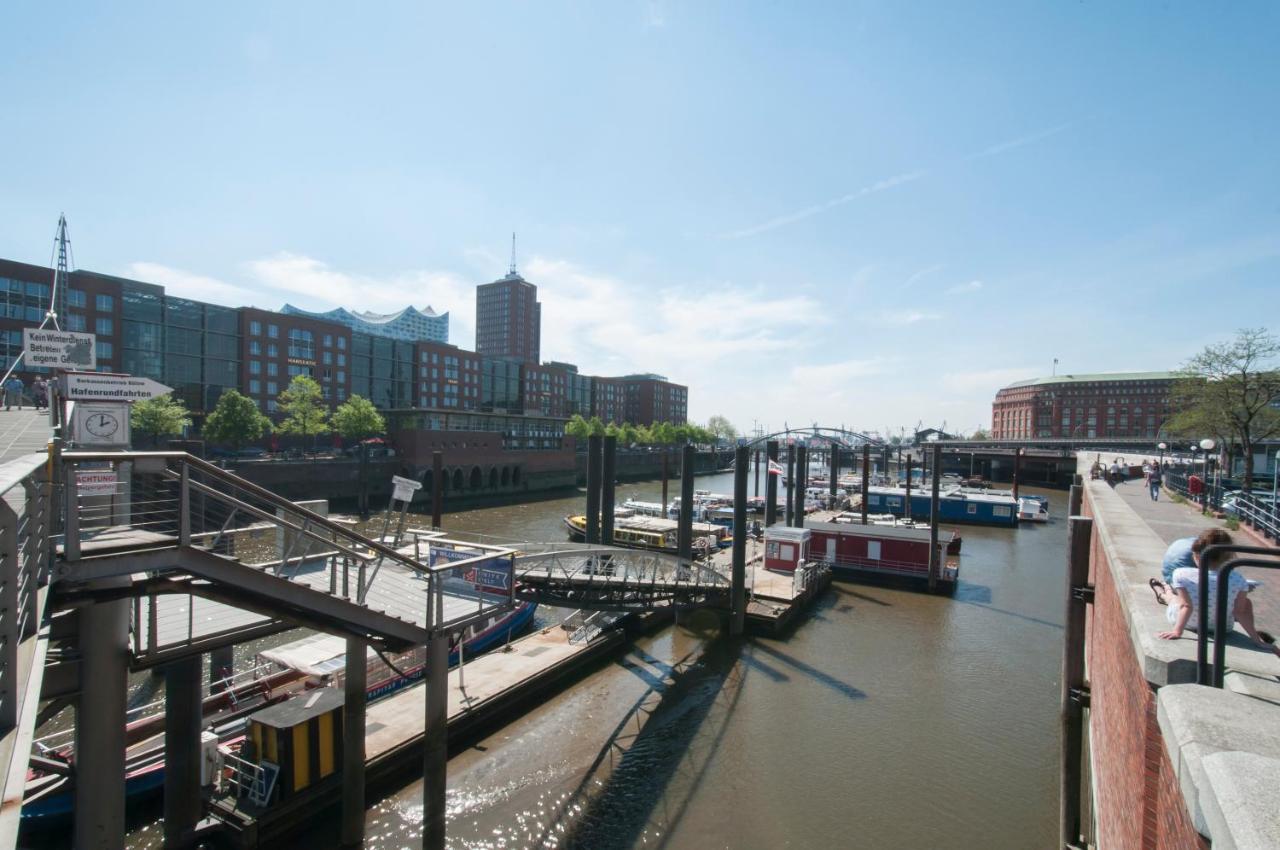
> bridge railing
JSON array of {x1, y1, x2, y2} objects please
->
[{"x1": 59, "y1": 451, "x2": 517, "y2": 637}]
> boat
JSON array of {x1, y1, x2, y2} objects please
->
[
  {"x1": 22, "y1": 600, "x2": 537, "y2": 826},
  {"x1": 563, "y1": 514, "x2": 726, "y2": 555},
  {"x1": 764, "y1": 521, "x2": 961, "y2": 592},
  {"x1": 861, "y1": 484, "x2": 1019, "y2": 528},
  {"x1": 1017, "y1": 496, "x2": 1050, "y2": 523}
]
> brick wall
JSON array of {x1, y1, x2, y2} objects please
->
[{"x1": 1084, "y1": 495, "x2": 1207, "y2": 850}]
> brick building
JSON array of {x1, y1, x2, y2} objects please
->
[
  {"x1": 475, "y1": 271, "x2": 540, "y2": 365},
  {"x1": 991, "y1": 371, "x2": 1178, "y2": 440}
]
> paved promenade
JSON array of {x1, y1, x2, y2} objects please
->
[
  {"x1": 1110, "y1": 473, "x2": 1280, "y2": 627},
  {"x1": 0, "y1": 408, "x2": 50, "y2": 465}
]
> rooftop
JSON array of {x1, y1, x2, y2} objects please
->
[{"x1": 1002, "y1": 370, "x2": 1181, "y2": 389}]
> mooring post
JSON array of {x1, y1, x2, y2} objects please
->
[
  {"x1": 903, "y1": 454, "x2": 913, "y2": 521},
  {"x1": 1013, "y1": 447, "x2": 1022, "y2": 502},
  {"x1": 1069, "y1": 474, "x2": 1083, "y2": 516},
  {"x1": 661, "y1": 451, "x2": 670, "y2": 516},
  {"x1": 753, "y1": 449, "x2": 760, "y2": 498},
  {"x1": 928, "y1": 444, "x2": 942, "y2": 594},
  {"x1": 585, "y1": 435, "x2": 602, "y2": 544},
  {"x1": 75, "y1": 594, "x2": 129, "y2": 850},
  {"x1": 1061, "y1": 514, "x2": 1093, "y2": 850},
  {"x1": 162, "y1": 656, "x2": 202, "y2": 849},
  {"x1": 342, "y1": 637, "x2": 368, "y2": 847},
  {"x1": 731, "y1": 445, "x2": 749, "y2": 636},
  {"x1": 784, "y1": 446, "x2": 795, "y2": 526},
  {"x1": 794, "y1": 445, "x2": 807, "y2": 528},
  {"x1": 861, "y1": 445, "x2": 871, "y2": 525},
  {"x1": 422, "y1": 630, "x2": 449, "y2": 850},
  {"x1": 602, "y1": 435, "x2": 616, "y2": 545},
  {"x1": 431, "y1": 451, "x2": 443, "y2": 530},
  {"x1": 829, "y1": 444, "x2": 839, "y2": 498},
  {"x1": 765, "y1": 440, "x2": 779, "y2": 526},
  {"x1": 678, "y1": 444, "x2": 695, "y2": 560}
]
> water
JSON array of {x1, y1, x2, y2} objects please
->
[
  {"x1": 328, "y1": 473, "x2": 1064, "y2": 849},
  {"x1": 76, "y1": 471, "x2": 1062, "y2": 850}
]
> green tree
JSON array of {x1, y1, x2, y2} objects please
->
[
  {"x1": 565, "y1": 414, "x2": 591, "y2": 440},
  {"x1": 331, "y1": 394, "x2": 386, "y2": 442},
  {"x1": 706, "y1": 415, "x2": 738, "y2": 443},
  {"x1": 604, "y1": 422, "x2": 621, "y2": 438},
  {"x1": 620, "y1": 422, "x2": 640, "y2": 446},
  {"x1": 1166, "y1": 328, "x2": 1280, "y2": 492},
  {"x1": 202, "y1": 389, "x2": 272, "y2": 451},
  {"x1": 276, "y1": 375, "x2": 331, "y2": 450},
  {"x1": 969, "y1": 427, "x2": 991, "y2": 441},
  {"x1": 632, "y1": 423, "x2": 652, "y2": 445},
  {"x1": 131, "y1": 393, "x2": 192, "y2": 447},
  {"x1": 587, "y1": 416, "x2": 606, "y2": 437}
]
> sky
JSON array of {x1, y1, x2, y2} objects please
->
[{"x1": 2, "y1": 2, "x2": 1278, "y2": 437}]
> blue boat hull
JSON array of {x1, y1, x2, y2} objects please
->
[{"x1": 863, "y1": 492, "x2": 1018, "y2": 527}]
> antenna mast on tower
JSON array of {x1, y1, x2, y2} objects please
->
[
  {"x1": 49, "y1": 214, "x2": 71, "y2": 331},
  {"x1": 508, "y1": 232, "x2": 518, "y2": 277}
]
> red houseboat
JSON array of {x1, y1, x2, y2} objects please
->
[{"x1": 765, "y1": 522, "x2": 959, "y2": 594}]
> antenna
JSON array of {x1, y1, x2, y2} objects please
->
[
  {"x1": 1053, "y1": 357, "x2": 1058, "y2": 376},
  {"x1": 50, "y1": 214, "x2": 71, "y2": 331},
  {"x1": 508, "y1": 232, "x2": 517, "y2": 277}
]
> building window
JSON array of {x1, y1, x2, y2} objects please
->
[
  {"x1": 337, "y1": 371, "x2": 345, "y2": 383},
  {"x1": 337, "y1": 353, "x2": 345, "y2": 366},
  {"x1": 68, "y1": 289, "x2": 86, "y2": 308},
  {"x1": 323, "y1": 351, "x2": 332, "y2": 365},
  {"x1": 250, "y1": 320, "x2": 261, "y2": 336},
  {"x1": 267, "y1": 381, "x2": 278, "y2": 396},
  {"x1": 267, "y1": 324, "x2": 279, "y2": 338},
  {"x1": 249, "y1": 379, "x2": 260, "y2": 393},
  {"x1": 267, "y1": 362, "x2": 278, "y2": 376},
  {"x1": 337, "y1": 336, "x2": 346, "y2": 350},
  {"x1": 65, "y1": 313, "x2": 86, "y2": 332},
  {"x1": 267, "y1": 343, "x2": 278, "y2": 358},
  {"x1": 95, "y1": 341, "x2": 113, "y2": 359},
  {"x1": 95, "y1": 294, "x2": 114, "y2": 312},
  {"x1": 249, "y1": 360, "x2": 262, "y2": 375},
  {"x1": 267, "y1": 399, "x2": 278, "y2": 413},
  {"x1": 95, "y1": 318, "x2": 113, "y2": 336},
  {"x1": 249, "y1": 340, "x2": 261, "y2": 355},
  {"x1": 288, "y1": 328, "x2": 314, "y2": 360},
  {"x1": 323, "y1": 334, "x2": 332, "y2": 347}
]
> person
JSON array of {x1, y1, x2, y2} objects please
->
[
  {"x1": 32, "y1": 377, "x2": 47, "y2": 410},
  {"x1": 1158, "y1": 534, "x2": 1279, "y2": 657},
  {"x1": 3, "y1": 376, "x2": 23, "y2": 411},
  {"x1": 1145, "y1": 461, "x2": 1163, "y2": 502},
  {"x1": 1108, "y1": 461, "x2": 1120, "y2": 487}
]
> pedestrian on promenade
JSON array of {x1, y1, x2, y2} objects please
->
[
  {"x1": 1146, "y1": 461, "x2": 1163, "y2": 502},
  {"x1": 32, "y1": 377, "x2": 47, "y2": 410},
  {"x1": 1156, "y1": 530, "x2": 1278, "y2": 656},
  {"x1": 1108, "y1": 461, "x2": 1120, "y2": 487},
  {"x1": 4, "y1": 376, "x2": 23, "y2": 411}
]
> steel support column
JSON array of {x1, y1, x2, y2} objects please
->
[
  {"x1": 422, "y1": 632, "x2": 450, "y2": 850},
  {"x1": 678, "y1": 444, "x2": 695, "y2": 560},
  {"x1": 731, "y1": 446, "x2": 749, "y2": 636},
  {"x1": 601, "y1": 436, "x2": 616, "y2": 546},
  {"x1": 1013, "y1": 448, "x2": 1022, "y2": 502},
  {"x1": 829, "y1": 445, "x2": 839, "y2": 498},
  {"x1": 928, "y1": 445, "x2": 941, "y2": 594},
  {"x1": 75, "y1": 594, "x2": 130, "y2": 850},
  {"x1": 431, "y1": 451, "x2": 443, "y2": 530},
  {"x1": 163, "y1": 656, "x2": 202, "y2": 849},
  {"x1": 794, "y1": 445, "x2": 807, "y2": 528},
  {"x1": 754, "y1": 449, "x2": 760, "y2": 498},
  {"x1": 585, "y1": 435, "x2": 602, "y2": 545},
  {"x1": 784, "y1": 447, "x2": 794, "y2": 526},
  {"x1": 661, "y1": 452, "x2": 670, "y2": 518},
  {"x1": 342, "y1": 637, "x2": 368, "y2": 847},
  {"x1": 903, "y1": 455, "x2": 913, "y2": 521},
  {"x1": 765, "y1": 441, "x2": 779, "y2": 527},
  {"x1": 861, "y1": 445, "x2": 870, "y2": 525}
]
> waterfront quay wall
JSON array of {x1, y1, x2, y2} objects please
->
[
  {"x1": 1079, "y1": 468, "x2": 1280, "y2": 849},
  {"x1": 574, "y1": 448, "x2": 735, "y2": 484}
]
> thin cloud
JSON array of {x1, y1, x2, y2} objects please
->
[
  {"x1": 723, "y1": 170, "x2": 927, "y2": 239},
  {"x1": 900, "y1": 263, "x2": 944, "y2": 292},
  {"x1": 968, "y1": 122, "x2": 1073, "y2": 160},
  {"x1": 946, "y1": 279, "x2": 983, "y2": 295},
  {"x1": 878, "y1": 309, "x2": 940, "y2": 326},
  {"x1": 942, "y1": 367, "x2": 1037, "y2": 395}
]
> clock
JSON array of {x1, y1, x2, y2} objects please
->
[{"x1": 85, "y1": 412, "x2": 120, "y2": 439}]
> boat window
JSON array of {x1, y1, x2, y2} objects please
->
[
  {"x1": 967, "y1": 504, "x2": 977, "y2": 514},
  {"x1": 994, "y1": 506, "x2": 1012, "y2": 517}
]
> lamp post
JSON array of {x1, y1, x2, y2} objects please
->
[
  {"x1": 1200, "y1": 438, "x2": 1216, "y2": 511},
  {"x1": 1157, "y1": 442, "x2": 1167, "y2": 466}
]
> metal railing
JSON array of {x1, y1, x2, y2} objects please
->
[
  {"x1": 1226, "y1": 491, "x2": 1280, "y2": 541},
  {"x1": 1194, "y1": 544, "x2": 1280, "y2": 687},
  {"x1": 514, "y1": 546, "x2": 732, "y2": 610},
  {"x1": 59, "y1": 451, "x2": 518, "y2": 639}
]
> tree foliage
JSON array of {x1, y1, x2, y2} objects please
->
[
  {"x1": 969, "y1": 427, "x2": 991, "y2": 441},
  {"x1": 706, "y1": 415, "x2": 738, "y2": 442},
  {"x1": 202, "y1": 389, "x2": 272, "y2": 450},
  {"x1": 131, "y1": 394, "x2": 192, "y2": 447},
  {"x1": 1165, "y1": 328, "x2": 1280, "y2": 491},
  {"x1": 276, "y1": 376, "x2": 331, "y2": 445},
  {"x1": 331, "y1": 394, "x2": 386, "y2": 442}
]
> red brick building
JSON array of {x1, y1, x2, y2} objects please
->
[
  {"x1": 475, "y1": 272, "x2": 540, "y2": 365},
  {"x1": 991, "y1": 371, "x2": 1178, "y2": 440}
]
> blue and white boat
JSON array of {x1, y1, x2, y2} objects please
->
[{"x1": 862, "y1": 485, "x2": 1019, "y2": 527}]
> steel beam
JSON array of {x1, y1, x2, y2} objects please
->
[
  {"x1": 794, "y1": 445, "x2": 807, "y2": 528},
  {"x1": 601, "y1": 436, "x2": 616, "y2": 546},
  {"x1": 765, "y1": 441, "x2": 779, "y2": 527},
  {"x1": 678, "y1": 445, "x2": 695, "y2": 560},
  {"x1": 861, "y1": 445, "x2": 870, "y2": 525},
  {"x1": 163, "y1": 656, "x2": 202, "y2": 848},
  {"x1": 422, "y1": 632, "x2": 449, "y2": 850},
  {"x1": 431, "y1": 451, "x2": 443, "y2": 530},
  {"x1": 1061, "y1": 516, "x2": 1093, "y2": 850},
  {"x1": 342, "y1": 637, "x2": 368, "y2": 847},
  {"x1": 75, "y1": 592, "x2": 129, "y2": 850},
  {"x1": 928, "y1": 444, "x2": 941, "y2": 593},
  {"x1": 585, "y1": 435, "x2": 602, "y2": 544},
  {"x1": 784, "y1": 446, "x2": 794, "y2": 526},
  {"x1": 731, "y1": 446, "x2": 748, "y2": 636}
]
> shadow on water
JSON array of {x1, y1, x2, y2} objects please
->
[
  {"x1": 954, "y1": 581, "x2": 1063, "y2": 631},
  {"x1": 539, "y1": 636, "x2": 746, "y2": 850},
  {"x1": 750, "y1": 642, "x2": 867, "y2": 701}
]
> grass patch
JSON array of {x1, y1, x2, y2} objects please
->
[
  {"x1": 1225, "y1": 516, "x2": 1240, "y2": 531},
  {"x1": 1170, "y1": 493, "x2": 1188, "y2": 505}
]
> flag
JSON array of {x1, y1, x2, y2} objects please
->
[{"x1": 768, "y1": 459, "x2": 783, "y2": 475}]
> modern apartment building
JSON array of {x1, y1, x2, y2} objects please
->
[{"x1": 475, "y1": 271, "x2": 540, "y2": 364}]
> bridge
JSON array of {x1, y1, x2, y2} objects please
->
[{"x1": 0, "y1": 415, "x2": 741, "y2": 850}]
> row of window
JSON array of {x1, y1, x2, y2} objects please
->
[{"x1": 247, "y1": 320, "x2": 348, "y2": 350}]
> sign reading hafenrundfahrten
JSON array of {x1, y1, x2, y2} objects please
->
[
  {"x1": 23, "y1": 329, "x2": 96, "y2": 369},
  {"x1": 61, "y1": 372, "x2": 173, "y2": 402}
]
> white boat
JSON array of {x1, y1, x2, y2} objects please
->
[{"x1": 1017, "y1": 496, "x2": 1050, "y2": 523}]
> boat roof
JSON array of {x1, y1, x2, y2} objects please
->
[
  {"x1": 258, "y1": 632, "x2": 367, "y2": 676},
  {"x1": 806, "y1": 520, "x2": 955, "y2": 542}
]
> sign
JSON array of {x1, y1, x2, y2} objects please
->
[
  {"x1": 75, "y1": 469, "x2": 118, "y2": 497},
  {"x1": 391, "y1": 475, "x2": 423, "y2": 502},
  {"x1": 71, "y1": 402, "x2": 131, "y2": 447},
  {"x1": 428, "y1": 546, "x2": 513, "y2": 591},
  {"x1": 62, "y1": 371, "x2": 173, "y2": 402},
  {"x1": 23, "y1": 329, "x2": 96, "y2": 370}
]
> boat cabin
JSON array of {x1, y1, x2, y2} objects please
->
[{"x1": 764, "y1": 526, "x2": 811, "y2": 572}]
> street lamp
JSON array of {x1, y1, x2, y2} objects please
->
[
  {"x1": 1200, "y1": 438, "x2": 1216, "y2": 511},
  {"x1": 1157, "y1": 442, "x2": 1167, "y2": 465}
]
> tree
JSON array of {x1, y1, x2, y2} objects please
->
[
  {"x1": 969, "y1": 427, "x2": 991, "y2": 441},
  {"x1": 1166, "y1": 328, "x2": 1280, "y2": 492},
  {"x1": 276, "y1": 375, "x2": 331, "y2": 449},
  {"x1": 565, "y1": 414, "x2": 591, "y2": 440},
  {"x1": 202, "y1": 389, "x2": 272, "y2": 451},
  {"x1": 331, "y1": 394, "x2": 386, "y2": 442},
  {"x1": 587, "y1": 416, "x2": 606, "y2": 437},
  {"x1": 131, "y1": 393, "x2": 192, "y2": 447},
  {"x1": 706, "y1": 415, "x2": 738, "y2": 443}
]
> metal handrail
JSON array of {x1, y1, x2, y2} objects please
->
[{"x1": 1195, "y1": 544, "x2": 1280, "y2": 686}]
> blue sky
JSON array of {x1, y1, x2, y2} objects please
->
[{"x1": 3, "y1": 2, "x2": 1278, "y2": 436}]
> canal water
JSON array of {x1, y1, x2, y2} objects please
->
[{"x1": 100, "y1": 471, "x2": 1064, "y2": 850}]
